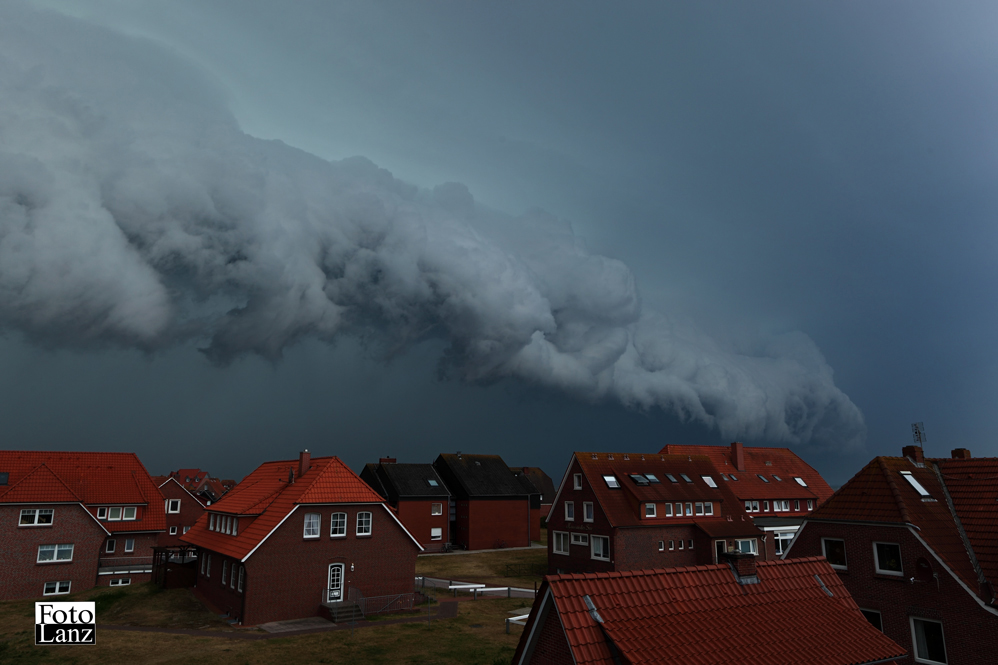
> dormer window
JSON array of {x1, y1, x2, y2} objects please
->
[
  {"x1": 645, "y1": 503, "x2": 657, "y2": 518},
  {"x1": 899, "y1": 471, "x2": 931, "y2": 497},
  {"x1": 794, "y1": 477, "x2": 808, "y2": 487},
  {"x1": 603, "y1": 475, "x2": 620, "y2": 489},
  {"x1": 701, "y1": 475, "x2": 717, "y2": 488}
]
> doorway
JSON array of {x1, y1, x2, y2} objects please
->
[
  {"x1": 715, "y1": 540, "x2": 727, "y2": 563},
  {"x1": 327, "y1": 563, "x2": 344, "y2": 603}
]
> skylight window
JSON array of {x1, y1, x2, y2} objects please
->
[
  {"x1": 680, "y1": 474, "x2": 693, "y2": 483},
  {"x1": 729, "y1": 474, "x2": 738, "y2": 480},
  {"x1": 645, "y1": 474, "x2": 660, "y2": 483},
  {"x1": 757, "y1": 474, "x2": 770, "y2": 483},
  {"x1": 629, "y1": 474, "x2": 650, "y2": 486},
  {"x1": 665, "y1": 474, "x2": 678, "y2": 483},
  {"x1": 899, "y1": 471, "x2": 931, "y2": 497},
  {"x1": 721, "y1": 474, "x2": 729, "y2": 481},
  {"x1": 603, "y1": 475, "x2": 620, "y2": 489},
  {"x1": 427, "y1": 479, "x2": 439, "y2": 487},
  {"x1": 794, "y1": 477, "x2": 808, "y2": 487},
  {"x1": 773, "y1": 475, "x2": 782, "y2": 481},
  {"x1": 701, "y1": 475, "x2": 718, "y2": 488}
]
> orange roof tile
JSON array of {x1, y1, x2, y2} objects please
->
[
  {"x1": 934, "y1": 457, "x2": 998, "y2": 596},
  {"x1": 0, "y1": 451, "x2": 166, "y2": 532},
  {"x1": 660, "y1": 444, "x2": 834, "y2": 503},
  {"x1": 520, "y1": 558, "x2": 905, "y2": 665},
  {"x1": 181, "y1": 456, "x2": 392, "y2": 561}
]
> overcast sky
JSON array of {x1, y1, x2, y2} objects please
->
[{"x1": 3, "y1": 1, "x2": 996, "y2": 487}]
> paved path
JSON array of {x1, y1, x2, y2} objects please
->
[{"x1": 97, "y1": 600, "x2": 459, "y2": 640}]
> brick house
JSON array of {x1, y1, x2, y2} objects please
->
[
  {"x1": 360, "y1": 458, "x2": 451, "y2": 552},
  {"x1": 167, "y1": 468, "x2": 230, "y2": 506},
  {"x1": 660, "y1": 442, "x2": 835, "y2": 558},
  {"x1": 181, "y1": 450, "x2": 422, "y2": 626},
  {"x1": 511, "y1": 554, "x2": 906, "y2": 665},
  {"x1": 432, "y1": 453, "x2": 538, "y2": 550},
  {"x1": 154, "y1": 476, "x2": 205, "y2": 547},
  {"x1": 784, "y1": 445, "x2": 998, "y2": 665},
  {"x1": 547, "y1": 452, "x2": 765, "y2": 575},
  {"x1": 511, "y1": 466, "x2": 556, "y2": 524},
  {"x1": 0, "y1": 451, "x2": 167, "y2": 599}
]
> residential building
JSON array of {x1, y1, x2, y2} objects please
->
[
  {"x1": 512, "y1": 554, "x2": 907, "y2": 665},
  {"x1": 167, "y1": 468, "x2": 231, "y2": 506},
  {"x1": 433, "y1": 453, "x2": 537, "y2": 550},
  {"x1": 660, "y1": 442, "x2": 835, "y2": 558},
  {"x1": 360, "y1": 458, "x2": 451, "y2": 552},
  {"x1": 785, "y1": 445, "x2": 998, "y2": 665},
  {"x1": 511, "y1": 466, "x2": 556, "y2": 524},
  {"x1": 547, "y1": 452, "x2": 765, "y2": 575},
  {"x1": 154, "y1": 476, "x2": 205, "y2": 547},
  {"x1": 181, "y1": 450, "x2": 422, "y2": 626},
  {"x1": 0, "y1": 451, "x2": 166, "y2": 599}
]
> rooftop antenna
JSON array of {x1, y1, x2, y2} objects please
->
[{"x1": 911, "y1": 422, "x2": 927, "y2": 455}]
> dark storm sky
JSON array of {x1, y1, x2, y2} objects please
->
[{"x1": 4, "y1": 1, "x2": 997, "y2": 487}]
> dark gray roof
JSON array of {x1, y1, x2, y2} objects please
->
[
  {"x1": 378, "y1": 463, "x2": 450, "y2": 498},
  {"x1": 511, "y1": 467, "x2": 556, "y2": 503},
  {"x1": 360, "y1": 464, "x2": 389, "y2": 500},
  {"x1": 433, "y1": 454, "x2": 535, "y2": 499}
]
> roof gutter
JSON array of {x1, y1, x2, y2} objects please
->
[{"x1": 931, "y1": 462, "x2": 993, "y2": 605}]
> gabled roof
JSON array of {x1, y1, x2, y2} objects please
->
[
  {"x1": 937, "y1": 457, "x2": 998, "y2": 596},
  {"x1": 660, "y1": 443, "x2": 834, "y2": 503},
  {"x1": 804, "y1": 455, "x2": 979, "y2": 591},
  {"x1": 567, "y1": 452, "x2": 761, "y2": 537},
  {"x1": 512, "y1": 467, "x2": 554, "y2": 502},
  {"x1": 514, "y1": 558, "x2": 905, "y2": 665},
  {"x1": 181, "y1": 455, "x2": 409, "y2": 561},
  {"x1": 0, "y1": 451, "x2": 166, "y2": 532},
  {"x1": 433, "y1": 454, "x2": 533, "y2": 498},
  {"x1": 363, "y1": 463, "x2": 450, "y2": 500}
]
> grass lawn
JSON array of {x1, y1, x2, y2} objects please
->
[
  {"x1": 0, "y1": 583, "x2": 527, "y2": 664},
  {"x1": 416, "y1": 539, "x2": 548, "y2": 591}
]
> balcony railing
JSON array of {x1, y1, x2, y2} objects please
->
[{"x1": 98, "y1": 556, "x2": 154, "y2": 572}]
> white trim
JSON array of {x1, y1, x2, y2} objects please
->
[
  {"x1": 517, "y1": 587, "x2": 553, "y2": 665},
  {"x1": 908, "y1": 525, "x2": 998, "y2": 617},
  {"x1": 872, "y1": 541, "x2": 904, "y2": 576},
  {"x1": 821, "y1": 537, "x2": 848, "y2": 570},
  {"x1": 552, "y1": 531, "x2": 570, "y2": 555},
  {"x1": 157, "y1": 476, "x2": 203, "y2": 504},
  {"x1": 547, "y1": 455, "x2": 578, "y2": 520},
  {"x1": 242, "y1": 504, "x2": 300, "y2": 562},
  {"x1": 909, "y1": 616, "x2": 948, "y2": 664},
  {"x1": 380, "y1": 503, "x2": 425, "y2": 551}
]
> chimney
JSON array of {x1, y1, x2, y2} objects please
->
[
  {"x1": 379, "y1": 457, "x2": 397, "y2": 464},
  {"x1": 951, "y1": 448, "x2": 972, "y2": 459},
  {"x1": 299, "y1": 449, "x2": 311, "y2": 478},
  {"x1": 730, "y1": 442, "x2": 745, "y2": 472},
  {"x1": 720, "y1": 550, "x2": 759, "y2": 585},
  {"x1": 902, "y1": 445, "x2": 925, "y2": 465}
]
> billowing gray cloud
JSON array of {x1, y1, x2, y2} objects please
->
[{"x1": 0, "y1": 4, "x2": 864, "y2": 447}]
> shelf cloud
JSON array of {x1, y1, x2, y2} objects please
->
[{"x1": 0, "y1": 4, "x2": 864, "y2": 447}]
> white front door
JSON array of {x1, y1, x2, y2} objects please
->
[{"x1": 327, "y1": 564, "x2": 344, "y2": 602}]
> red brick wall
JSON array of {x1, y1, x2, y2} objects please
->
[
  {"x1": 529, "y1": 506, "x2": 540, "y2": 542},
  {"x1": 789, "y1": 521, "x2": 998, "y2": 664},
  {"x1": 615, "y1": 526, "x2": 706, "y2": 570},
  {"x1": 526, "y1": 605, "x2": 575, "y2": 665},
  {"x1": 466, "y1": 499, "x2": 530, "y2": 550},
  {"x1": 157, "y1": 482, "x2": 205, "y2": 547},
  {"x1": 396, "y1": 499, "x2": 449, "y2": 552},
  {"x1": 197, "y1": 504, "x2": 419, "y2": 626},
  {"x1": 97, "y1": 532, "x2": 160, "y2": 586},
  {"x1": 0, "y1": 504, "x2": 106, "y2": 600}
]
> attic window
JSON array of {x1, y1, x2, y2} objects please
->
[
  {"x1": 701, "y1": 475, "x2": 718, "y2": 488},
  {"x1": 721, "y1": 474, "x2": 729, "y2": 480},
  {"x1": 603, "y1": 475, "x2": 620, "y2": 489},
  {"x1": 665, "y1": 474, "x2": 678, "y2": 483},
  {"x1": 0, "y1": 472, "x2": 8, "y2": 485},
  {"x1": 645, "y1": 474, "x2": 660, "y2": 483},
  {"x1": 629, "y1": 474, "x2": 650, "y2": 486},
  {"x1": 794, "y1": 477, "x2": 808, "y2": 487},
  {"x1": 729, "y1": 474, "x2": 738, "y2": 480},
  {"x1": 899, "y1": 471, "x2": 931, "y2": 497},
  {"x1": 427, "y1": 479, "x2": 439, "y2": 487},
  {"x1": 773, "y1": 475, "x2": 782, "y2": 481},
  {"x1": 757, "y1": 474, "x2": 770, "y2": 483},
  {"x1": 680, "y1": 474, "x2": 692, "y2": 483}
]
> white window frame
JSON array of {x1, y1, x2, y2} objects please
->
[
  {"x1": 645, "y1": 503, "x2": 656, "y2": 518},
  {"x1": 774, "y1": 531, "x2": 795, "y2": 555},
  {"x1": 735, "y1": 538, "x2": 758, "y2": 555},
  {"x1": 602, "y1": 475, "x2": 620, "y2": 489},
  {"x1": 704, "y1": 502, "x2": 713, "y2": 516},
  {"x1": 564, "y1": 501, "x2": 575, "y2": 521},
  {"x1": 304, "y1": 512, "x2": 321, "y2": 538},
  {"x1": 169, "y1": 526, "x2": 178, "y2": 536},
  {"x1": 201, "y1": 554, "x2": 206, "y2": 575},
  {"x1": 125, "y1": 538, "x2": 135, "y2": 553},
  {"x1": 231, "y1": 564, "x2": 237, "y2": 589},
  {"x1": 688, "y1": 539, "x2": 694, "y2": 550},
  {"x1": 685, "y1": 502, "x2": 693, "y2": 516},
  {"x1": 108, "y1": 507, "x2": 122, "y2": 521},
  {"x1": 658, "y1": 541, "x2": 665, "y2": 552},
  {"x1": 873, "y1": 541, "x2": 904, "y2": 576},
  {"x1": 431, "y1": 503, "x2": 443, "y2": 516},
  {"x1": 97, "y1": 507, "x2": 107, "y2": 520},
  {"x1": 860, "y1": 608, "x2": 883, "y2": 632},
  {"x1": 330, "y1": 512, "x2": 347, "y2": 537},
  {"x1": 222, "y1": 560, "x2": 229, "y2": 584},
  {"x1": 794, "y1": 476, "x2": 808, "y2": 487},
  {"x1": 210, "y1": 514, "x2": 216, "y2": 531},
  {"x1": 701, "y1": 475, "x2": 718, "y2": 488},
  {"x1": 206, "y1": 554, "x2": 211, "y2": 577},
  {"x1": 591, "y1": 535, "x2": 610, "y2": 561},
  {"x1": 20, "y1": 508, "x2": 55, "y2": 526},
  {"x1": 678, "y1": 539, "x2": 684, "y2": 550},
  {"x1": 430, "y1": 527, "x2": 442, "y2": 541},
  {"x1": 583, "y1": 502, "x2": 594, "y2": 522},
  {"x1": 167, "y1": 499, "x2": 181, "y2": 514},
  {"x1": 43, "y1": 581, "x2": 71, "y2": 596},
  {"x1": 232, "y1": 517, "x2": 238, "y2": 536},
  {"x1": 763, "y1": 500, "x2": 770, "y2": 512},
  {"x1": 574, "y1": 473, "x2": 583, "y2": 490},
  {"x1": 571, "y1": 532, "x2": 589, "y2": 546},
  {"x1": 664, "y1": 503, "x2": 673, "y2": 517},
  {"x1": 669, "y1": 540, "x2": 675, "y2": 550},
  {"x1": 183, "y1": 526, "x2": 190, "y2": 534},
  {"x1": 105, "y1": 539, "x2": 116, "y2": 554},
  {"x1": 224, "y1": 516, "x2": 231, "y2": 535},
  {"x1": 110, "y1": 578, "x2": 131, "y2": 587},
  {"x1": 695, "y1": 502, "x2": 704, "y2": 516},
  {"x1": 822, "y1": 537, "x2": 848, "y2": 570},
  {"x1": 910, "y1": 617, "x2": 947, "y2": 664},
  {"x1": 356, "y1": 511, "x2": 373, "y2": 536},
  {"x1": 38, "y1": 543, "x2": 74, "y2": 562},
  {"x1": 553, "y1": 531, "x2": 570, "y2": 555},
  {"x1": 794, "y1": 500, "x2": 800, "y2": 511},
  {"x1": 807, "y1": 500, "x2": 814, "y2": 510},
  {"x1": 237, "y1": 565, "x2": 245, "y2": 592},
  {"x1": 122, "y1": 507, "x2": 136, "y2": 521}
]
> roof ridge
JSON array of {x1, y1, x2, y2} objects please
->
[{"x1": 877, "y1": 457, "x2": 912, "y2": 523}]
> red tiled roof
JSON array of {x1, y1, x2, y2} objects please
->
[
  {"x1": 0, "y1": 451, "x2": 166, "y2": 532},
  {"x1": 572, "y1": 453, "x2": 762, "y2": 538},
  {"x1": 934, "y1": 457, "x2": 998, "y2": 595},
  {"x1": 804, "y1": 456, "x2": 980, "y2": 592},
  {"x1": 181, "y1": 456, "x2": 390, "y2": 561},
  {"x1": 521, "y1": 557, "x2": 905, "y2": 665},
  {"x1": 660, "y1": 444, "x2": 834, "y2": 503}
]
